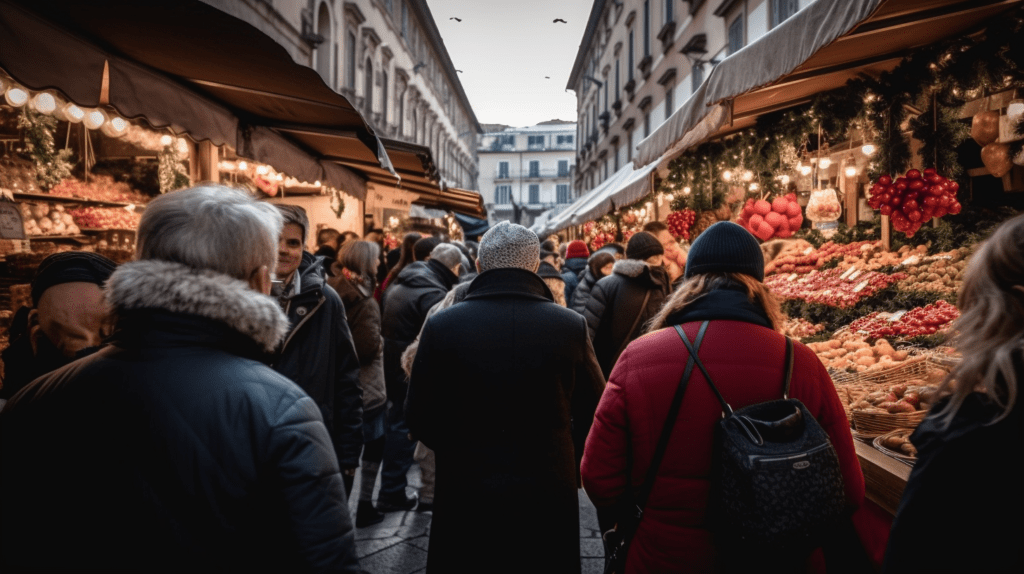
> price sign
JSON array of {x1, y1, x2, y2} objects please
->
[
  {"x1": 900, "y1": 255, "x2": 920, "y2": 267},
  {"x1": 0, "y1": 201, "x2": 26, "y2": 239},
  {"x1": 847, "y1": 269, "x2": 862, "y2": 281},
  {"x1": 802, "y1": 247, "x2": 814, "y2": 256},
  {"x1": 852, "y1": 280, "x2": 869, "y2": 293},
  {"x1": 788, "y1": 273, "x2": 799, "y2": 281},
  {"x1": 840, "y1": 266, "x2": 857, "y2": 280}
]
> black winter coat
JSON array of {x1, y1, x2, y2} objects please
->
[
  {"x1": 583, "y1": 258, "x2": 670, "y2": 378},
  {"x1": 328, "y1": 275, "x2": 387, "y2": 413},
  {"x1": 0, "y1": 260, "x2": 360, "y2": 573},
  {"x1": 561, "y1": 257, "x2": 587, "y2": 304},
  {"x1": 883, "y1": 392, "x2": 1022, "y2": 573},
  {"x1": 570, "y1": 266, "x2": 601, "y2": 315},
  {"x1": 380, "y1": 259, "x2": 457, "y2": 410},
  {"x1": 406, "y1": 268, "x2": 606, "y2": 574},
  {"x1": 275, "y1": 253, "x2": 363, "y2": 469}
]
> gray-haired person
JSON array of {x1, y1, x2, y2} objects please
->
[
  {"x1": 406, "y1": 221, "x2": 605, "y2": 573},
  {"x1": 0, "y1": 186, "x2": 362, "y2": 572}
]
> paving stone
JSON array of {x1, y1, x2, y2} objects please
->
[
  {"x1": 405, "y1": 534, "x2": 431, "y2": 552},
  {"x1": 581, "y1": 538, "x2": 605, "y2": 557},
  {"x1": 355, "y1": 536, "x2": 403, "y2": 558},
  {"x1": 582, "y1": 557, "x2": 606, "y2": 574},
  {"x1": 358, "y1": 541, "x2": 428, "y2": 574}
]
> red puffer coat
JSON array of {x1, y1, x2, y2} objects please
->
[{"x1": 582, "y1": 319, "x2": 864, "y2": 574}]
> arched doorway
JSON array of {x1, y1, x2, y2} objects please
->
[{"x1": 315, "y1": 2, "x2": 331, "y2": 81}]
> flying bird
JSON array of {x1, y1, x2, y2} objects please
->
[
  {"x1": 545, "y1": 76, "x2": 551, "y2": 79},
  {"x1": 450, "y1": 17, "x2": 461, "y2": 22},
  {"x1": 553, "y1": 18, "x2": 567, "y2": 23},
  {"x1": 456, "y1": 70, "x2": 464, "y2": 73}
]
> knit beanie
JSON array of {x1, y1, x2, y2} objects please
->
[
  {"x1": 32, "y1": 251, "x2": 118, "y2": 306},
  {"x1": 414, "y1": 236, "x2": 442, "y2": 261},
  {"x1": 684, "y1": 221, "x2": 765, "y2": 281},
  {"x1": 478, "y1": 221, "x2": 540, "y2": 272},
  {"x1": 566, "y1": 240, "x2": 590, "y2": 260},
  {"x1": 626, "y1": 231, "x2": 664, "y2": 261}
]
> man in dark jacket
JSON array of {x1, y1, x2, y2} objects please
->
[
  {"x1": 406, "y1": 221, "x2": 605, "y2": 574},
  {"x1": 0, "y1": 186, "x2": 361, "y2": 572},
  {"x1": 561, "y1": 240, "x2": 589, "y2": 304},
  {"x1": 273, "y1": 205, "x2": 364, "y2": 496},
  {"x1": 583, "y1": 231, "x2": 671, "y2": 378},
  {"x1": 378, "y1": 242, "x2": 461, "y2": 511}
]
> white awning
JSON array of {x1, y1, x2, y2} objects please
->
[{"x1": 539, "y1": 162, "x2": 635, "y2": 236}]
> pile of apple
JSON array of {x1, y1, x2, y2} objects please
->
[
  {"x1": 737, "y1": 193, "x2": 803, "y2": 241},
  {"x1": 867, "y1": 168, "x2": 961, "y2": 237},
  {"x1": 69, "y1": 207, "x2": 141, "y2": 230},
  {"x1": 666, "y1": 209, "x2": 696, "y2": 240},
  {"x1": 50, "y1": 176, "x2": 147, "y2": 204}
]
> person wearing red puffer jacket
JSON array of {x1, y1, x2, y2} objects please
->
[{"x1": 581, "y1": 222, "x2": 865, "y2": 574}]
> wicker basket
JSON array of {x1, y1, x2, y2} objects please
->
[
  {"x1": 873, "y1": 429, "x2": 918, "y2": 464},
  {"x1": 851, "y1": 408, "x2": 927, "y2": 437},
  {"x1": 829, "y1": 354, "x2": 931, "y2": 386}
]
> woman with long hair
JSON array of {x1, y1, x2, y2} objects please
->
[
  {"x1": 374, "y1": 232, "x2": 421, "y2": 302},
  {"x1": 581, "y1": 222, "x2": 864, "y2": 573},
  {"x1": 328, "y1": 240, "x2": 390, "y2": 527},
  {"x1": 883, "y1": 215, "x2": 1024, "y2": 573}
]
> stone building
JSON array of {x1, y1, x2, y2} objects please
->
[
  {"x1": 568, "y1": 0, "x2": 810, "y2": 201},
  {"x1": 478, "y1": 122, "x2": 577, "y2": 227},
  {"x1": 201, "y1": 0, "x2": 481, "y2": 191}
]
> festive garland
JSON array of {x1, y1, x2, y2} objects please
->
[
  {"x1": 18, "y1": 109, "x2": 74, "y2": 190},
  {"x1": 157, "y1": 143, "x2": 190, "y2": 194}
]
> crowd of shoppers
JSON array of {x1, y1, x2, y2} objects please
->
[{"x1": 0, "y1": 183, "x2": 1019, "y2": 573}]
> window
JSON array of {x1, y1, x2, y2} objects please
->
[
  {"x1": 345, "y1": 32, "x2": 356, "y2": 89},
  {"x1": 364, "y1": 58, "x2": 373, "y2": 113},
  {"x1": 556, "y1": 135, "x2": 574, "y2": 145},
  {"x1": 381, "y1": 71, "x2": 389, "y2": 124},
  {"x1": 614, "y1": 144, "x2": 620, "y2": 171},
  {"x1": 643, "y1": 1, "x2": 651, "y2": 57},
  {"x1": 692, "y1": 62, "x2": 704, "y2": 92},
  {"x1": 494, "y1": 134, "x2": 514, "y2": 148},
  {"x1": 728, "y1": 15, "x2": 744, "y2": 55},
  {"x1": 558, "y1": 160, "x2": 569, "y2": 176},
  {"x1": 665, "y1": 87, "x2": 674, "y2": 116},
  {"x1": 770, "y1": 0, "x2": 800, "y2": 28},
  {"x1": 556, "y1": 184, "x2": 570, "y2": 204},
  {"x1": 643, "y1": 112, "x2": 651, "y2": 138},
  {"x1": 495, "y1": 185, "x2": 511, "y2": 204},
  {"x1": 529, "y1": 184, "x2": 540, "y2": 204},
  {"x1": 665, "y1": 0, "x2": 674, "y2": 23},
  {"x1": 603, "y1": 161, "x2": 608, "y2": 181},
  {"x1": 615, "y1": 59, "x2": 620, "y2": 100},
  {"x1": 498, "y1": 161, "x2": 509, "y2": 179},
  {"x1": 315, "y1": 2, "x2": 331, "y2": 81},
  {"x1": 604, "y1": 79, "x2": 609, "y2": 112},
  {"x1": 401, "y1": 2, "x2": 409, "y2": 37},
  {"x1": 529, "y1": 161, "x2": 540, "y2": 178},
  {"x1": 628, "y1": 29, "x2": 634, "y2": 81},
  {"x1": 627, "y1": 130, "x2": 634, "y2": 161},
  {"x1": 528, "y1": 135, "x2": 545, "y2": 149}
]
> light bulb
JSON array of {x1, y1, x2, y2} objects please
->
[
  {"x1": 845, "y1": 165, "x2": 858, "y2": 178},
  {"x1": 741, "y1": 170, "x2": 753, "y2": 182},
  {"x1": 160, "y1": 135, "x2": 174, "y2": 147},
  {"x1": 800, "y1": 165, "x2": 812, "y2": 176},
  {"x1": 778, "y1": 174, "x2": 791, "y2": 185},
  {"x1": 314, "y1": 180, "x2": 322, "y2": 187},
  {"x1": 819, "y1": 158, "x2": 832, "y2": 169},
  {"x1": 682, "y1": 186, "x2": 691, "y2": 195},
  {"x1": 275, "y1": 173, "x2": 284, "y2": 181},
  {"x1": 256, "y1": 165, "x2": 269, "y2": 175},
  {"x1": 101, "y1": 115, "x2": 129, "y2": 138},
  {"x1": 30, "y1": 92, "x2": 56, "y2": 114},
  {"x1": 237, "y1": 161, "x2": 248, "y2": 171},
  {"x1": 722, "y1": 170, "x2": 733, "y2": 181},
  {"x1": 861, "y1": 144, "x2": 876, "y2": 155},
  {"x1": 61, "y1": 103, "x2": 85, "y2": 123},
  {"x1": 176, "y1": 138, "x2": 189, "y2": 154},
  {"x1": 749, "y1": 183, "x2": 759, "y2": 191},
  {"x1": 82, "y1": 109, "x2": 107, "y2": 130},
  {"x1": 5, "y1": 86, "x2": 29, "y2": 107}
]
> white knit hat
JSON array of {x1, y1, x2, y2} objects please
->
[{"x1": 478, "y1": 221, "x2": 540, "y2": 272}]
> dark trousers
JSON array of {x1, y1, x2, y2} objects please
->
[{"x1": 379, "y1": 400, "x2": 417, "y2": 498}]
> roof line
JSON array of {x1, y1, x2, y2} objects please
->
[{"x1": 566, "y1": 0, "x2": 609, "y2": 91}]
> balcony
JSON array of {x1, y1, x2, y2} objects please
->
[
  {"x1": 638, "y1": 55, "x2": 653, "y2": 80},
  {"x1": 495, "y1": 171, "x2": 513, "y2": 181},
  {"x1": 523, "y1": 168, "x2": 572, "y2": 180},
  {"x1": 658, "y1": 21, "x2": 677, "y2": 53}
]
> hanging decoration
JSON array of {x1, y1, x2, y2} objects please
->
[
  {"x1": 737, "y1": 193, "x2": 803, "y2": 241},
  {"x1": 971, "y1": 110, "x2": 1001, "y2": 146},
  {"x1": 980, "y1": 142, "x2": 1013, "y2": 177},
  {"x1": 17, "y1": 108, "x2": 74, "y2": 190},
  {"x1": 158, "y1": 138, "x2": 190, "y2": 194},
  {"x1": 666, "y1": 209, "x2": 696, "y2": 240},
  {"x1": 867, "y1": 168, "x2": 961, "y2": 237},
  {"x1": 330, "y1": 187, "x2": 346, "y2": 218}
]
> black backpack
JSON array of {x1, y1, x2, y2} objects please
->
[{"x1": 675, "y1": 322, "x2": 847, "y2": 555}]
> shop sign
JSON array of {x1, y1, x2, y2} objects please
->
[{"x1": 0, "y1": 201, "x2": 26, "y2": 239}]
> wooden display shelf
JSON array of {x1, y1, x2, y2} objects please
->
[
  {"x1": 11, "y1": 191, "x2": 141, "y2": 209},
  {"x1": 26, "y1": 234, "x2": 89, "y2": 242},
  {"x1": 855, "y1": 439, "x2": 911, "y2": 517}
]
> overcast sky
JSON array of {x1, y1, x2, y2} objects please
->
[{"x1": 426, "y1": 0, "x2": 593, "y2": 128}]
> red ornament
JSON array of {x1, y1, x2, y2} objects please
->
[{"x1": 867, "y1": 168, "x2": 961, "y2": 237}]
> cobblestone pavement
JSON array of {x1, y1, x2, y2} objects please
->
[{"x1": 350, "y1": 464, "x2": 606, "y2": 574}]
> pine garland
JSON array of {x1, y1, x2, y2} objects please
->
[
  {"x1": 158, "y1": 143, "x2": 190, "y2": 194},
  {"x1": 18, "y1": 109, "x2": 74, "y2": 190}
]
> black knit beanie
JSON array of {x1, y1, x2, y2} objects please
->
[
  {"x1": 31, "y1": 251, "x2": 118, "y2": 306},
  {"x1": 625, "y1": 231, "x2": 664, "y2": 261},
  {"x1": 684, "y1": 221, "x2": 764, "y2": 281}
]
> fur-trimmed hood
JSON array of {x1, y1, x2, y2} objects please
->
[
  {"x1": 105, "y1": 260, "x2": 290, "y2": 352},
  {"x1": 612, "y1": 258, "x2": 648, "y2": 278}
]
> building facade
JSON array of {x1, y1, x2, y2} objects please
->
[
  {"x1": 201, "y1": 0, "x2": 481, "y2": 191},
  {"x1": 568, "y1": 0, "x2": 811, "y2": 199},
  {"x1": 478, "y1": 122, "x2": 577, "y2": 227}
]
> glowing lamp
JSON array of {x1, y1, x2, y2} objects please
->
[
  {"x1": 30, "y1": 92, "x2": 57, "y2": 114},
  {"x1": 5, "y1": 85, "x2": 29, "y2": 107},
  {"x1": 682, "y1": 186, "x2": 691, "y2": 195},
  {"x1": 60, "y1": 103, "x2": 85, "y2": 123},
  {"x1": 237, "y1": 161, "x2": 248, "y2": 171},
  {"x1": 741, "y1": 170, "x2": 754, "y2": 182},
  {"x1": 101, "y1": 115, "x2": 129, "y2": 138},
  {"x1": 844, "y1": 165, "x2": 858, "y2": 178},
  {"x1": 82, "y1": 109, "x2": 108, "y2": 130},
  {"x1": 818, "y1": 158, "x2": 832, "y2": 169},
  {"x1": 722, "y1": 170, "x2": 733, "y2": 181},
  {"x1": 799, "y1": 165, "x2": 812, "y2": 176},
  {"x1": 749, "y1": 183, "x2": 759, "y2": 191},
  {"x1": 256, "y1": 165, "x2": 269, "y2": 176},
  {"x1": 861, "y1": 144, "x2": 876, "y2": 156}
]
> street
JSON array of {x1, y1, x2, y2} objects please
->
[{"x1": 351, "y1": 464, "x2": 606, "y2": 573}]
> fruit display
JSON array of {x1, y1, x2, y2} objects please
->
[
  {"x1": 763, "y1": 240, "x2": 878, "y2": 275},
  {"x1": 894, "y1": 247, "x2": 970, "y2": 293},
  {"x1": 765, "y1": 267, "x2": 907, "y2": 308},
  {"x1": 68, "y1": 206, "x2": 142, "y2": 230},
  {"x1": 18, "y1": 202, "x2": 81, "y2": 236},
  {"x1": 666, "y1": 209, "x2": 696, "y2": 240},
  {"x1": 847, "y1": 301, "x2": 960, "y2": 339},
  {"x1": 806, "y1": 337, "x2": 913, "y2": 373},
  {"x1": 50, "y1": 176, "x2": 147, "y2": 205},
  {"x1": 781, "y1": 317, "x2": 825, "y2": 340},
  {"x1": 737, "y1": 193, "x2": 803, "y2": 241},
  {"x1": 867, "y1": 168, "x2": 961, "y2": 237},
  {"x1": 847, "y1": 381, "x2": 941, "y2": 414},
  {"x1": 805, "y1": 189, "x2": 842, "y2": 222}
]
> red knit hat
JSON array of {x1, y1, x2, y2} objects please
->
[{"x1": 566, "y1": 240, "x2": 590, "y2": 260}]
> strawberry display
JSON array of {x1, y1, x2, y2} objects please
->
[
  {"x1": 737, "y1": 193, "x2": 803, "y2": 241},
  {"x1": 847, "y1": 300, "x2": 960, "y2": 338},
  {"x1": 69, "y1": 207, "x2": 142, "y2": 230},
  {"x1": 867, "y1": 168, "x2": 961, "y2": 237},
  {"x1": 666, "y1": 209, "x2": 696, "y2": 240},
  {"x1": 765, "y1": 267, "x2": 908, "y2": 308},
  {"x1": 50, "y1": 176, "x2": 147, "y2": 205}
]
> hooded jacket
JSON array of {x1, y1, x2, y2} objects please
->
[
  {"x1": 274, "y1": 252, "x2": 363, "y2": 470},
  {"x1": 537, "y1": 261, "x2": 567, "y2": 307},
  {"x1": 380, "y1": 259, "x2": 458, "y2": 407},
  {"x1": 570, "y1": 266, "x2": 601, "y2": 315},
  {"x1": 328, "y1": 275, "x2": 387, "y2": 413},
  {"x1": 582, "y1": 258, "x2": 671, "y2": 377},
  {"x1": 561, "y1": 257, "x2": 588, "y2": 305},
  {"x1": 0, "y1": 260, "x2": 361, "y2": 573}
]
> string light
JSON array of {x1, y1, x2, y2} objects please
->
[
  {"x1": 29, "y1": 92, "x2": 56, "y2": 114},
  {"x1": 100, "y1": 115, "x2": 129, "y2": 138},
  {"x1": 741, "y1": 170, "x2": 754, "y2": 182},
  {"x1": 82, "y1": 108, "x2": 107, "y2": 130},
  {"x1": 4, "y1": 84, "x2": 28, "y2": 107},
  {"x1": 159, "y1": 135, "x2": 174, "y2": 147},
  {"x1": 861, "y1": 144, "x2": 876, "y2": 155},
  {"x1": 682, "y1": 186, "x2": 691, "y2": 195},
  {"x1": 749, "y1": 183, "x2": 759, "y2": 191},
  {"x1": 845, "y1": 165, "x2": 857, "y2": 178},
  {"x1": 722, "y1": 170, "x2": 733, "y2": 181},
  {"x1": 237, "y1": 161, "x2": 248, "y2": 171},
  {"x1": 60, "y1": 103, "x2": 85, "y2": 123},
  {"x1": 256, "y1": 165, "x2": 269, "y2": 175},
  {"x1": 818, "y1": 157, "x2": 832, "y2": 169}
]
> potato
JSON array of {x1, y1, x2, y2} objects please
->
[
  {"x1": 855, "y1": 356, "x2": 875, "y2": 367},
  {"x1": 854, "y1": 348, "x2": 874, "y2": 358},
  {"x1": 887, "y1": 401, "x2": 916, "y2": 414},
  {"x1": 900, "y1": 443, "x2": 918, "y2": 456},
  {"x1": 893, "y1": 350, "x2": 909, "y2": 361}
]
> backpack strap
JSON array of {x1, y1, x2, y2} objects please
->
[
  {"x1": 782, "y1": 337, "x2": 795, "y2": 399},
  {"x1": 616, "y1": 290, "x2": 653, "y2": 358},
  {"x1": 676, "y1": 322, "x2": 733, "y2": 416}
]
